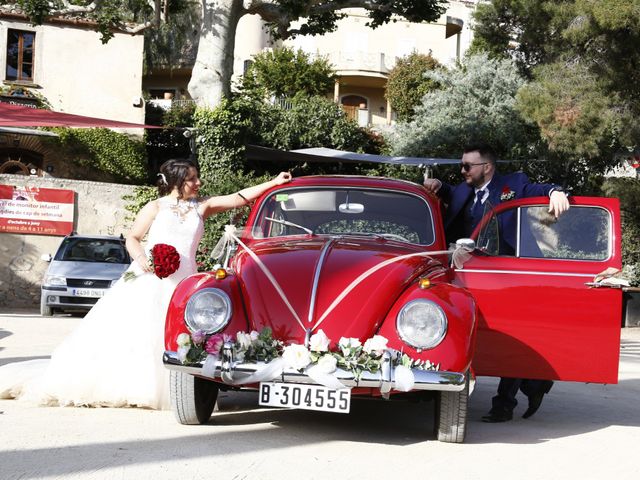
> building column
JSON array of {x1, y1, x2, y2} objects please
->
[
  {"x1": 386, "y1": 98, "x2": 392, "y2": 125},
  {"x1": 334, "y1": 80, "x2": 340, "y2": 103}
]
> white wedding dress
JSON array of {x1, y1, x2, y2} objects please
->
[{"x1": 0, "y1": 196, "x2": 204, "y2": 409}]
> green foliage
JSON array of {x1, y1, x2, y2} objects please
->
[
  {"x1": 390, "y1": 53, "x2": 538, "y2": 161},
  {"x1": 239, "y1": 47, "x2": 336, "y2": 98},
  {"x1": 196, "y1": 169, "x2": 268, "y2": 272},
  {"x1": 145, "y1": 102, "x2": 196, "y2": 173},
  {"x1": 122, "y1": 185, "x2": 157, "y2": 220},
  {"x1": 194, "y1": 96, "x2": 279, "y2": 179},
  {"x1": 194, "y1": 94, "x2": 379, "y2": 180},
  {"x1": 601, "y1": 177, "x2": 640, "y2": 285},
  {"x1": 265, "y1": 0, "x2": 447, "y2": 40},
  {"x1": 385, "y1": 52, "x2": 441, "y2": 122},
  {"x1": 52, "y1": 128, "x2": 147, "y2": 184},
  {"x1": 470, "y1": 0, "x2": 640, "y2": 166},
  {"x1": 516, "y1": 62, "x2": 622, "y2": 159}
]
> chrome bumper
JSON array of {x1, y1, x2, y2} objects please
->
[{"x1": 163, "y1": 349, "x2": 467, "y2": 392}]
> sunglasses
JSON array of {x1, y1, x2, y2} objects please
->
[{"x1": 461, "y1": 162, "x2": 487, "y2": 172}]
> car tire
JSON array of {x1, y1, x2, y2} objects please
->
[
  {"x1": 40, "y1": 295, "x2": 53, "y2": 317},
  {"x1": 434, "y1": 372, "x2": 469, "y2": 443},
  {"x1": 169, "y1": 370, "x2": 219, "y2": 425}
]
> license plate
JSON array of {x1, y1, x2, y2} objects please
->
[
  {"x1": 259, "y1": 382, "x2": 351, "y2": 414},
  {"x1": 72, "y1": 288, "x2": 105, "y2": 297}
]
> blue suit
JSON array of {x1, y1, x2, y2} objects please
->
[
  {"x1": 437, "y1": 172, "x2": 556, "y2": 248},
  {"x1": 436, "y1": 171, "x2": 557, "y2": 417}
]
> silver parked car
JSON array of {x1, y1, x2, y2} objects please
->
[{"x1": 40, "y1": 234, "x2": 131, "y2": 316}]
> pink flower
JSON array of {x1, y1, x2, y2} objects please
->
[
  {"x1": 191, "y1": 330, "x2": 206, "y2": 345},
  {"x1": 205, "y1": 334, "x2": 225, "y2": 355}
]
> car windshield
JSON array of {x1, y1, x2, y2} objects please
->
[
  {"x1": 252, "y1": 187, "x2": 435, "y2": 245},
  {"x1": 55, "y1": 238, "x2": 130, "y2": 264}
]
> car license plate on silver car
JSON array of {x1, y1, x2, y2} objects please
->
[
  {"x1": 259, "y1": 382, "x2": 351, "y2": 413},
  {"x1": 72, "y1": 288, "x2": 105, "y2": 297}
]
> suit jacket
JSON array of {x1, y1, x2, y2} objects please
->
[{"x1": 437, "y1": 172, "x2": 558, "y2": 251}]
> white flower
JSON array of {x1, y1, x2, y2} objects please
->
[
  {"x1": 177, "y1": 345, "x2": 190, "y2": 362},
  {"x1": 249, "y1": 330, "x2": 259, "y2": 341},
  {"x1": 177, "y1": 333, "x2": 191, "y2": 347},
  {"x1": 315, "y1": 354, "x2": 337, "y2": 374},
  {"x1": 338, "y1": 337, "x2": 361, "y2": 356},
  {"x1": 363, "y1": 335, "x2": 388, "y2": 356},
  {"x1": 338, "y1": 337, "x2": 361, "y2": 349},
  {"x1": 282, "y1": 344, "x2": 312, "y2": 370},
  {"x1": 236, "y1": 331, "x2": 253, "y2": 350},
  {"x1": 309, "y1": 329, "x2": 330, "y2": 352}
]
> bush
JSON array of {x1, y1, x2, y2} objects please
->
[
  {"x1": 52, "y1": 128, "x2": 147, "y2": 183},
  {"x1": 601, "y1": 177, "x2": 640, "y2": 285}
]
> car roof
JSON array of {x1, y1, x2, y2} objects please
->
[
  {"x1": 276, "y1": 175, "x2": 431, "y2": 197},
  {"x1": 63, "y1": 234, "x2": 124, "y2": 241}
]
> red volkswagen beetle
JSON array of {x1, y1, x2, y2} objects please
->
[{"x1": 163, "y1": 175, "x2": 622, "y2": 443}]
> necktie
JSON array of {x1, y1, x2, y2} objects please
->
[{"x1": 470, "y1": 190, "x2": 485, "y2": 230}]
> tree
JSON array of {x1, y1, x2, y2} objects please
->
[
  {"x1": 390, "y1": 53, "x2": 539, "y2": 161},
  {"x1": 469, "y1": 0, "x2": 640, "y2": 163},
  {"x1": 239, "y1": 47, "x2": 336, "y2": 99},
  {"x1": 385, "y1": 51, "x2": 441, "y2": 122},
  {"x1": 9, "y1": 0, "x2": 448, "y2": 107}
]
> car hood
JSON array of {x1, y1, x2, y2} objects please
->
[
  {"x1": 46, "y1": 260, "x2": 130, "y2": 279},
  {"x1": 234, "y1": 236, "x2": 442, "y2": 345}
]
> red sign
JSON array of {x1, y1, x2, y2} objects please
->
[{"x1": 0, "y1": 185, "x2": 75, "y2": 235}]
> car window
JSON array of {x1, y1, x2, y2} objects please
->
[
  {"x1": 253, "y1": 187, "x2": 435, "y2": 245},
  {"x1": 475, "y1": 204, "x2": 611, "y2": 260},
  {"x1": 518, "y1": 205, "x2": 611, "y2": 260},
  {"x1": 55, "y1": 238, "x2": 130, "y2": 263}
]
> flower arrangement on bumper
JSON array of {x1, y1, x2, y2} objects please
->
[
  {"x1": 176, "y1": 328, "x2": 439, "y2": 386},
  {"x1": 124, "y1": 243, "x2": 180, "y2": 281}
]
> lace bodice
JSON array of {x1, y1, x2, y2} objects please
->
[{"x1": 145, "y1": 196, "x2": 204, "y2": 281}]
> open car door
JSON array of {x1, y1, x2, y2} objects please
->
[{"x1": 454, "y1": 196, "x2": 622, "y2": 384}]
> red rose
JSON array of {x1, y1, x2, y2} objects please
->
[{"x1": 151, "y1": 243, "x2": 180, "y2": 279}]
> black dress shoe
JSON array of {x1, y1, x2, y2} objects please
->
[
  {"x1": 481, "y1": 409, "x2": 513, "y2": 423},
  {"x1": 522, "y1": 381, "x2": 553, "y2": 419}
]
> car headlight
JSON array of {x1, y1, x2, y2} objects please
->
[
  {"x1": 44, "y1": 274, "x2": 66, "y2": 286},
  {"x1": 397, "y1": 299, "x2": 447, "y2": 350},
  {"x1": 184, "y1": 288, "x2": 232, "y2": 334}
]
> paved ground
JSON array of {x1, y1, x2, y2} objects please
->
[{"x1": 1, "y1": 310, "x2": 639, "y2": 480}]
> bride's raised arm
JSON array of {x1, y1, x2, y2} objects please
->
[{"x1": 200, "y1": 172, "x2": 292, "y2": 219}]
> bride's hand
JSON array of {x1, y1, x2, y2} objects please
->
[
  {"x1": 136, "y1": 254, "x2": 153, "y2": 272},
  {"x1": 274, "y1": 172, "x2": 292, "y2": 185}
]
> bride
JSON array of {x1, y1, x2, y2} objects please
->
[{"x1": 0, "y1": 159, "x2": 291, "y2": 409}]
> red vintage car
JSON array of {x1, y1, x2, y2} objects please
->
[{"x1": 163, "y1": 175, "x2": 622, "y2": 443}]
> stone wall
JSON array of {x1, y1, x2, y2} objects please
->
[{"x1": 0, "y1": 174, "x2": 137, "y2": 309}]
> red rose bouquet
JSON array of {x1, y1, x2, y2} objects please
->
[
  {"x1": 150, "y1": 243, "x2": 181, "y2": 278},
  {"x1": 124, "y1": 243, "x2": 180, "y2": 281}
]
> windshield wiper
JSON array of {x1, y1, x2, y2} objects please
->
[{"x1": 265, "y1": 217, "x2": 314, "y2": 235}]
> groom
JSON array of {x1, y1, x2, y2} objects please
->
[{"x1": 424, "y1": 142, "x2": 570, "y2": 422}]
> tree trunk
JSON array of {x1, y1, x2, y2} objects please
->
[{"x1": 188, "y1": 0, "x2": 245, "y2": 108}]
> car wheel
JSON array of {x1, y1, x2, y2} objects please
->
[
  {"x1": 40, "y1": 295, "x2": 53, "y2": 317},
  {"x1": 169, "y1": 370, "x2": 219, "y2": 425},
  {"x1": 434, "y1": 372, "x2": 469, "y2": 443}
]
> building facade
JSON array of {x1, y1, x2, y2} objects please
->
[{"x1": 0, "y1": 10, "x2": 145, "y2": 177}]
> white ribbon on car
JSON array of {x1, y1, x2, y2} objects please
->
[
  {"x1": 201, "y1": 353, "x2": 348, "y2": 389},
  {"x1": 312, "y1": 245, "x2": 471, "y2": 332},
  {"x1": 211, "y1": 225, "x2": 473, "y2": 336},
  {"x1": 212, "y1": 225, "x2": 305, "y2": 332}
]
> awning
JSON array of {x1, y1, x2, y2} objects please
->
[
  {"x1": 246, "y1": 145, "x2": 461, "y2": 166},
  {"x1": 0, "y1": 102, "x2": 160, "y2": 129}
]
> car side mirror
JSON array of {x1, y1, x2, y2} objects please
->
[
  {"x1": 40, "y1": 253, "x2": 52, "y2": 262},
  {"x1": 455, "y1": 238, "x2": 476, "y2": 251}
]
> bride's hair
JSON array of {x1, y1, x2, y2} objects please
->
[{"x1": 157, "y1": 158, "x2": 199, "y2": 197}]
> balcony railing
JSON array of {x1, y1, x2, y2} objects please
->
[{"x1": 310, "y1": 51, "x2": 390, "y2": 74}]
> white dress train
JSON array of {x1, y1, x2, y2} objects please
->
[{"x1": 0, "y1": 196, "x2": 204, "y2": 409}]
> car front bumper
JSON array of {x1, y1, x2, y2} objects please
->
[
  {"x1": 41, "y1": 286, "x2": 106, "y2": 310},
  {"x1": 163, "y1": 347, "x2": 467, "y2": 393}
]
